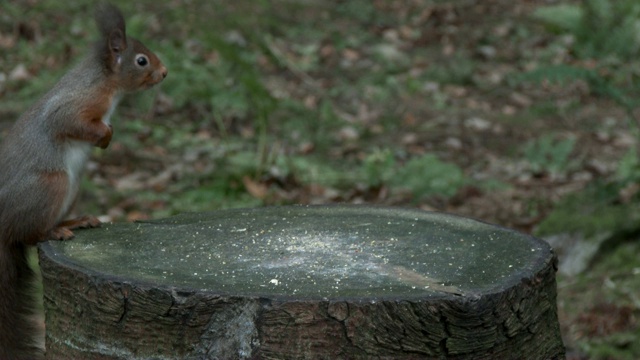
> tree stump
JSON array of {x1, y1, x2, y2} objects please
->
[{"x1": 39, "y1": 205, "x2": 565, "y2": 359}]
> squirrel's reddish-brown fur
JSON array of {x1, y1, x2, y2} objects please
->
[{"x1": 0, "y1": 3, "x2": 166, "y2": 358}]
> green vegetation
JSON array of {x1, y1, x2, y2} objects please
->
[
  {"x1": 522, "y1": 134, "x2": 578, "y2": 177},
  {"x1": 535, "y1": 181, "x2": 640, "y2": 237},
  {"x1": 533, "y1": 0, "x2": 640, "y2": 60},
  {"x1": 559, "y1": 240, "x2": 640, "y2": 359}
]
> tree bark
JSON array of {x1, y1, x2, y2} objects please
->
[{"x1": 39, "y1": 205, "x2": 565, "y2": 359}]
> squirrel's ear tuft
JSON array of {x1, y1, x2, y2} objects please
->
[
  {"x1": 95, "y1": 3, "x2": 127, "y2": 52},
  {"x1": 95, "y1": 3, "x2": 127, "y2": 71}
]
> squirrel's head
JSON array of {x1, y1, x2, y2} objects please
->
[{"x1": 95, "y1": 3, "x2": 167, "y2": 92}]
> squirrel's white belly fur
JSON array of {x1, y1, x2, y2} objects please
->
[
  {"x1": 103, "y1": 95, "x2": 121, "y2": 126},
  {"x1": 60, "y1": 97, "x2": 118, "y2": 216},
  {"x1": 61, "y1": 141, "x2": 91, "y2": 218}
]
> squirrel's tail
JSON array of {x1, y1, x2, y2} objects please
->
[{"x1": 0, "y1": 242, "x2": 45, "y2": 359}]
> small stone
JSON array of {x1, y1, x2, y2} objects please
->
[
  {"x1": 464, "y1": 117, "x2": 491, "y2": 131},
  {"x1": 9, "y1": 64, "x2": 30, "y2": 81}
]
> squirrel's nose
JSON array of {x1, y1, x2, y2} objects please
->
[{"x1": 161, "y1": 66, "x2": 168, "y2": 79}]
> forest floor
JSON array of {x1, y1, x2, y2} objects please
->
[{"x1": 1, "y1": 0, "x2": 639, "y2": 358}]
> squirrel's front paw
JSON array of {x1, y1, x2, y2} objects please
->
[{"x1": 96, "y1": 125, "x2": 113, "y2": 149}]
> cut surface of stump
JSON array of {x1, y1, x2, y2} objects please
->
[{"x1": 39, "y1": 205, "x2": 564, "y2": 359}]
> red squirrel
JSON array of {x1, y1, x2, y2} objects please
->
[{"x1": 0, "y1": 3, "x2": 167, "y2": 358}]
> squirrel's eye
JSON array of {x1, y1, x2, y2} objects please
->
[{"x1": 136, "y1": 55, "x2": 148, "y2": 67}]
